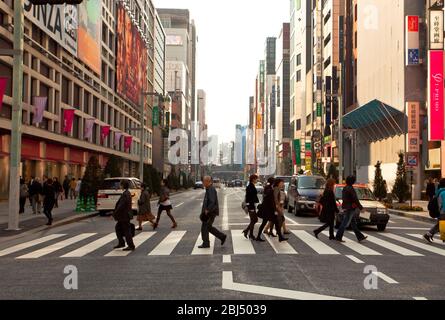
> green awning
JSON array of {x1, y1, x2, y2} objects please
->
[{"x1": 343, "y1": 99, "x2": 405, "y2": 142}]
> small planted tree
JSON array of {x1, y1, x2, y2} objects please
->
[
  {"x1": 103, "y1": 155, "x2": 121, "y2": 178},
  {"x1": 80, "y1": 156, "x2": 104, "y2": 203},
  {"x1": 392, "y1": 152, "x2": 410, "y2": 203},
  {"x1": 373, "y1": 161, "x2": 387, "y2": 201}
]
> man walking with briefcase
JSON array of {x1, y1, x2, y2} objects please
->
[{"x1": 198, "y1": 176, "x2": 227, "y2": 249}]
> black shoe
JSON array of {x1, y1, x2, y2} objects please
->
[
  {"x1": 313, "y1": 230, "x2": 319, "y2": 239},
  {"x1": 123, "y1": 247, "x2": 135, "y2": 251},
  {"x1": 249, "y1": 234, "x2": 256, "y2": 240},
  {"x1": 329, "y1": 236, "x2": 335, "y2": 240},
  {"x1": 358, "y1": 236, "x2": 368, "y2": 243},
  {"x1": 279, "y1": 237, "x2": 288, "y2": 242},
  {"x1": 198, "y1": 244, "x2": 210, "y2": 249},
  {"x1": 256, "y1": 237, "x2": 265, "y2": 242},
  {"x1": 221, "y1": 235, "x2": 227, "y2": 246},
  {"x1": 114, "y1": 244, "x2": 125, "y2": 249},
  {"x1": 242, "y1": 230, "x2": 248, "y2": 239},
  {"x1": 336, "y1": 238, "x2": 346, "y2": 243},
  {"x1": 136, "y1": 227, "x2": 143, "y2": 231},
  {"x1": 268, "y1": 232, "x2": 277, "y2": 238},
  {"x1": 284, "y1": 231, "x2": 291, "y2": 235},
  {"x1": 423, "y1": 234, "x2": 433, "y2": 244}
]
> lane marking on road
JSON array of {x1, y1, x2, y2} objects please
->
[
  {"x1": 265, "y1": 234, "x2": 298, "y2": 254},
  {"x1": 355, "y1": 232, "x2": 423, "y2": 256},
  {"x1": 413, "y1": 297, "x2": 428, "y2": 300},
  {"x1": 148, "y1": 231, "x2": 186, "y2": 256},
  {"x1": 323, "y1": 232, "x2": 381, "y2": 256},
  {"x1": 222, "y1": 271, "x2": 351, "y2": 300},
  {"x1": 372, "y1": 271, "x2": 398, "y2": 284},
  {"x1": 223, "y1": 195, "x2": 229, "y2": 231},
  {"x1": 175, "y1": 202, "x2": 184, "y2": 208},
  {"x1": 345, "y1": 255, "x2": 364, "y2": 264},
  {"x1": 104, "y1": 232, "x2": 155, "y2": 257},
  {"x1": 61, "y1": 233, "x2": 116, "y2": 258},
  {"x1": 16, "y1": 233, "x2": 96, "y2": 259},
  {"x1": 0, "y1": 234, "x2": 66, "y2": 257},
  {"x1": 231, "y1": 230, "x2": 255, "y2": 255},
  {"x1": 223, "y1": 255, "x2": 231, "y2": 263},
  {"x1": 191, "y1": 233, "x2": 215, "y2": 255},
  {"x1": 292, "y1": 230, "x2": 339, "y2": 255},
  {"x1": 383, "y1": 234, "x2": 445, "y2": 256}
]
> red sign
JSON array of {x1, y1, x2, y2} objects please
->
[
  {"x1": 63, "y1": 109, "x2": 75, "y2": 133},
  {"x1": 428, "y1": 50, "x2": 445, "y2": 141},
  {"x1": 408, "y1": 16, "x2": 419, "y2": 32},
  {"x1": 0, "y1": 77, "x2": 7, "y2": 112},
  {"x1": 406, "y1": 154, "x2": 419, "y2": 168}
]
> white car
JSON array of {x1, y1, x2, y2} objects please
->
[{"x1": 96, "y1": 177, "x2": 142, "y2": 216}]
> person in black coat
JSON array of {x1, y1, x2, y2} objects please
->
[
  {"x1": 42, "y1": 178, "x2": 56, "y2": 226},
  {"x1": 242, "y1": 174, "x2": 260, "y2": 240},
  {"x1": 426, "y1": 178, "x2": 437, "y2": 201},
  {"x1": 256, "y1": 178, "x2": 288, "y2": 242},
  {"x1": 313, "y1": 179, "x2": 339, "y2": 240},
  {"x1": 112, "y1": 180, "x2": 135, "y2": 251},
  {"x1": 62, "y1": 176, "x2": 70, "y2": 200},
  {"x1": 29, "y1": 177, "x2": 43, "y2": 215}
]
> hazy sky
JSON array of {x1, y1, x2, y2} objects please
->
[{"x1": 153, "y1": 0, "x2": 289, "y2": 142}]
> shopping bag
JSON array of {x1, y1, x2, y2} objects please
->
[{"x1": 440, "y1": 220, "x2": 445, "y2": 241}]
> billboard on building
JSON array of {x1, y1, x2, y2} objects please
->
[
  {"x1": 407, "y1": 102, "x2": 420, "y2": 153},
  {"x1": 116, "y1": 5, "x2": 148, "y2": 106},
  {"x1": 406, "y1": 16, "x2": 419, "y2": 66},
  {"x1": 428, "y1": 50, "x2": 445, "y2": 141},
  {"x1": 24, "y1": 1, "x2": 78, "y2": 56},
  {"x1": 78, "y1": 0, "x2": 102, "y2": 75}
]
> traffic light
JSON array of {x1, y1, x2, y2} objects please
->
[{"x1": 29, "y1": 0, "x2": 83, "y2": 4}]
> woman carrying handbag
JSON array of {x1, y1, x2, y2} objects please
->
[
  {"x1": 313, "y1": 179, "x2": 338, "y2": 240},
  {"x1": 136, "y1": 183, "x2": 155, "y2": 231}
]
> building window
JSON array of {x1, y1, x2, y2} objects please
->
[
  {"x1": 296, "y1": 54, "x2": 301, "y2": 66},
  {"x1": 296, "y1": 70, "x2": 302, "y2": 82},
  {"x1": 324, "y1": 57, "x2": 331, "y2": 69},
  {"x1": 296, "y1": 119, "x2": 301, "y2": 131},
  {"x1": 62, "y1": 77, "x2": 69, "y2": 104},
  {"x1": 324, "y1": 33, "x2": 331, "y2": 47}
]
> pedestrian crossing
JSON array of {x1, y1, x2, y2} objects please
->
[{"x1": 1, "y1": 230, "x2": 444, "y2": 260}]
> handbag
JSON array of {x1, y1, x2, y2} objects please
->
[{"x1": 241, "y1": 201, "x2": 248, "y2": 214}]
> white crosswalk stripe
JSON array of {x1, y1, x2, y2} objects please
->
[
  {"x1": 61, "y1": 233, "x2": 116, "y2": 258},
  {"x1": 231, "y1": 230, "x2": 255, "y2": 254},
  {"x1": 293, "y1": 231, "x2": 340, "y2": 255},
  {"x1": 354, "y1": 233, "x2": 423, "y2": 257},
  {"x1": 323, "y1": 232, "x2": 381, "y2": 256},
  {"x1": 3, "y1": 231, "x2": 445, "y2": 259},
  {"x1": 265, "y1": 235, "x2": 298, "y2": 254},
  {"x1": 104, "y1": 232, "x2": 155, "y2": 257},
  {"x1": 0, "y1": 234, "x2": 66, "y2": 257},
  {"x1": 385, "y1": 234, "x2": 445, "y2": 256},
  {"x1": 16, "y1": 233, "x2": 96, "y2": 259},
  {"x1": 149, "y1": 231, "x2": 186, "y2": 256},
  {"x1": 191, "y1": 233, "x2": 215, "y2": 255}
]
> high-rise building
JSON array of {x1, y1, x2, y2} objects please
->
[{"x1": 0, "y1": 0, "x2": 161, "y2": 199}]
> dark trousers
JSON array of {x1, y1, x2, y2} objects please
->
[
  {"x1": 43, "y1": 203, "x2": 54, "y2": 222},
  {"x1": 336, "y1": 209, "x2": 366, "y2": 241},
  {"x1": 64, "y1": 188, "x2": 69, "y2": 200},
  {"x1": 257, "y1": 216, "x2": 284, "y2": 239},
  {"x1": 243, "y1": 209, "x2": 258, "y2": 237},
  {"x1": 156, "y1": 207, "x2": 176, "y2": 225},
  {"x1": 19, "y1": 197, "x2": 26, "y2": 214},
  {"x1": 201, "y1": 214, "x2": 225, "y2": 245},
  {"x1": 115, "y1": 221, "x2": 135, "y2": 248},
  {"x1": 314, "y1": 222, "x2": 335, "y2": 239}
]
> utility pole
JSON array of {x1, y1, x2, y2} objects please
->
[{"x1": 7, "y1": 0, "x2": 24, "y2": 230}]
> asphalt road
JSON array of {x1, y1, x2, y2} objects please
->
[{"x1": 0, "y1": 187, "x2": 444, "y2": 300}]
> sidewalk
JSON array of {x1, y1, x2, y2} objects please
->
[{"x1": 388, "y1": 200, "x2": 436, "y2": 223}]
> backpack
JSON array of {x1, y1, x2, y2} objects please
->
[{"x1": 428, "y1": 190, "x2": 445, "y2": 219}]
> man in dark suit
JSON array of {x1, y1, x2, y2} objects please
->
[
  {"x1": 113, "y1": 180, "x2": 135, "y2": 251},
  {"x1": 198, "y1": 176, "x2": 227, "y2": 249}
]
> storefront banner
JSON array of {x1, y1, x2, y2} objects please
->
[
  {"x1": 0, "y1": 77, "x2": 6, "y2": 112},
  {"x1": 407, "y1": 102, "x2": 420, "y2": 153},
  {"x1": 124, "y1": 136, "x2": 133, "y2": 151},
  {"x1": 84, "y1": 118, "x2": 95, "y2": 140},
  {"x1": 100, "y1": 126, "x2": 111, "y2": 144},
  {"x1": 428, "y1": 50, "x2": 445, "y2": 141},
  {"x1": 63, "y1": 109, "x2": 75, "y2": 133},
  {"x1": 32, "y1": 96, "x2": 47, "y2": 124},
  {"x1": 406, "y1": 16, "x2": 420, "y2": 65},
  {"x1": 256, "y1": 114, "x2": 263, "y2": 129},
  {"x1": 114, "y1": 132, "x2": 122, "y2": 146},
  {"x1": 430, "y1": 10, "x2": 444, "y2": 50}
]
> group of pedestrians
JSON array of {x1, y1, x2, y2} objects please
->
[{"x1": 243, "y1": 175, "x2": 289, "y2": 243}]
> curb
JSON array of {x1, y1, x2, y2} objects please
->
[{"x1": 388, "y1": 209, "x2": 436, "y2": 223}]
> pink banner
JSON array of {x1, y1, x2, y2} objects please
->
[
  {"x1": 124, "y1": 136, "x2": 133, "y2": 151},
  {"x1": 114, "y1": 132, "x2": 122, "y2": 146},
  {"x1": 429, "y1": 50, "x2": 445, "y2": 141},
  {"x1": 0, "y1": 77, "x2": 7, "y2": 112},
  {"x1": 100, "y1": 126, "x2": 111, "y2": 144},
  {"x1": 63, "y1": 109, "x2": 75, "y2": 133},
  {"x1": 84, "y1": 118, "x2": 95, "y2": 140},
  {"x1": 32, "y1": 97, "x2": 47, "y2": 124}
]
